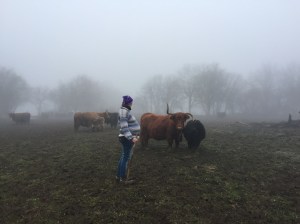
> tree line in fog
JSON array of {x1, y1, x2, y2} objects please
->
[
  {"x1": 136, "y1": 63, "x2": 300, "y2": 119},
  {"x1": 1, "y1": 63, "x2": 300, "y2": 120}
]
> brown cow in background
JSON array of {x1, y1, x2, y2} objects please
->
[
  {"x1": 74, "y1": 112, "x2": 109, "y2": 132},
  {"x1": 92, "y1": 116, "x2": 105, "y2": 131},
  {"x1": 140, "y1": 105, "x2": 192, "y2": 148},
  {"x1": 9, "y1": 112, "x2": 31, "y2": 124}
]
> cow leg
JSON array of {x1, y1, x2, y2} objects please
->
[
  {"x1": 141, "y1": 136, "x2": 149, "y2": 149},
  {"x1": 74, "y1": 124, "x2": 79, "y2": 132},
  {"x1": 171, "y1": 132, "x2": 181, "y2": 149},
  {"x1": 167, "y1": 138, "x2": 173, "y2": 149},
  {"x1": 92, "y1": 125, "x2": 97, "y2": 132},
  {"x1": 140, "y1": 128, "x2": 148, "y2": 148},
  {"x1": 175, "y1": 139, "x2": 180, "y2": 148}
]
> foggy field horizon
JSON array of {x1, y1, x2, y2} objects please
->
[{"x1": 1, "y1": 1, "x2": 300, "y2": 119}]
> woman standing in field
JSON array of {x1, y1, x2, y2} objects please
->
[{"x1": 116, "y1": 95, "x2": 140, "y2": 185}]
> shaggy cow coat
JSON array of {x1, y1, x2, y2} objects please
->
[{"x1": 183, "y1": 119, "x2": 206, "y2": 151}]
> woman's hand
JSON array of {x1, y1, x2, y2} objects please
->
[{"x1": 132, "y1": 137, "x2": 139, "y2": 143}]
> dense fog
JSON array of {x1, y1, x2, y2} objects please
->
[
  {"x1": 1, "y1": 1, "x2": 300, "y2": 121},
  {"x1": 1, "y1": 63, "x2": 300, "y2": 121}
]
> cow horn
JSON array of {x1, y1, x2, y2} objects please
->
[
  {"x1": 167, "y1": 103, "x2": 174, "y2": 115},
  {"x1": 185, "y1": 113, "x2": 193, "y2": 119}
]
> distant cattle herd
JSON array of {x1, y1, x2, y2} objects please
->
[
  {"x1": 9, "y1": 112, "x2": 31, "y2": 124},
  {"x1": 8, "y1": 106, "x2": 206, "y2": 150},
  {"x1": 73, "y1": 111, "x2": 110, "y2": 132}
]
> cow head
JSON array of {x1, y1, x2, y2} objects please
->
[
  {"x1": 169, "y1": 113, "x2": 192, "y2": 130},
  {"x1": 167, "y1": 104, "x2": 193, "y2": 131}
]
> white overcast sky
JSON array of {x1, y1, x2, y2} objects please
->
[{"x1": 1, "y1": 0, "x2": 299, "y2": 95}]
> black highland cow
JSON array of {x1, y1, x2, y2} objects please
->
[
  {"x1": 106, "y1": 112, "x2": 118, "y2": 128},
  {"x1": 183, "y1": 119, "x2": 206, "y2": 151}
]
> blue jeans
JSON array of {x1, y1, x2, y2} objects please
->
[{"x1": 117, "y1": 136, "x2": 134, "y2": 179}]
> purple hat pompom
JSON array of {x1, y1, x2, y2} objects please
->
[{"x1": 122, "y1": 95, "x2": 133, "y2": 105}]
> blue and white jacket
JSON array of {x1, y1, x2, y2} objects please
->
[{"x1": 118, "y1": 106, "x2": 140, "y2": 140}]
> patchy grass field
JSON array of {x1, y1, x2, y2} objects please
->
[{"x1": 0, "y1": 118, "x2": 299, "y2": 224}]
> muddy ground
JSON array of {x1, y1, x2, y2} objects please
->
[{"x1": 0, "y1": 118, "x2": 299, "y2": 224}]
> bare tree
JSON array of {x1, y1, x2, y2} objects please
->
[
  {"x1": 243, "y1": 64, "x2": 281, "y2": 117},
  {"x1": 51, "y1": 75, "x2": 103, "y2": 112},
  {"x1": 279, "y1": 63, "x2": 300, "y2": 115},
  {"x1": 239, "y1": 86, "x2": 263, "y2": 115},
  {"x1": 140, "y1": 75, "x2": 165, "y2": 113},
  {"x1": 30, "y1": 86, "x2": 50, "y2": 115},
  {"x1": 161, "y1": 76, "x2": 184, "y2": 112},
  {"x1": 177, "y1": 64, "x2": 201, "y2": 113},
  {"x1": 221, "y1": 73, "x2": 244, "y2": 114},
  {"x1": 0, "y1": 67, "x2": 29, "y2": 115},
  {"x1": 140, "y1": 75, "x2": 184, "y2": 114},
  {"x1": 194, "y1": 64, "x2": 230, "y2": 115}
]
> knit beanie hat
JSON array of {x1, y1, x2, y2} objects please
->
[{"x1": 122, "y1": 95, "x2": 133, "y2": 105}]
